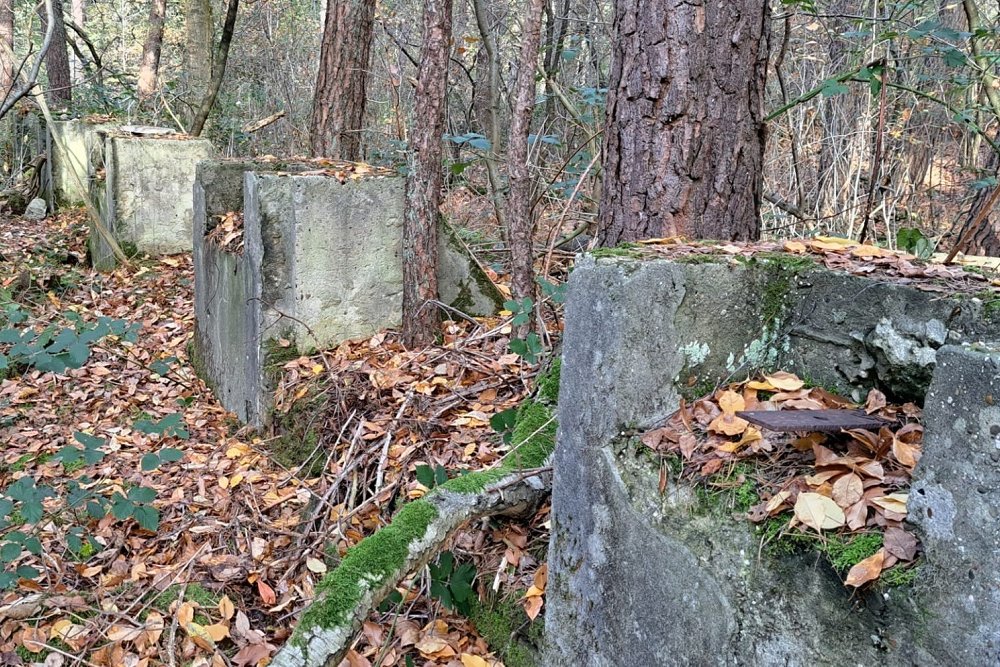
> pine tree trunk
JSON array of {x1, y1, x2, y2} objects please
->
[
  {"x1": 598, "y1": 0, "x2": 770, "y2": 244},
  {"x1": 505, "y1": 0, "x2": 545, "y2": 304},
  {"x1": 41, "y1": 0, "x2": 73, "y2": 104},
  {"x1": 137, "y1": 0, "x2": 167, "y2": 101},
  {"x1": 0, "y1": 0, "x2": 12, "y2": 96},
  {"x1": 402, "y1": 0, "x2": 452, "y2": 348},
  {"x1": 309, "y1": 0, "x2": 376, "y2": 160}
]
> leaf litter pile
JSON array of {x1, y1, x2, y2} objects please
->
[
  {"x1": 0, "y1": 211, "x2": 551, "y2": 667},
  {"x1": 640, "y1": 370, "x2": 923, "y2": 588}
]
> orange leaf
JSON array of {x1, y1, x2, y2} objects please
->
[
  {"x1": 708, "y1": 413, "x2": 749, "y2": 436},
  {"x1": 717, "y1": 390, "x2": 745, "y2": 414},
  {"x1": 763, "y1": 371, "x2": 804, "y2": 391},
  {"x1": 257, "y1": 579, "x2": 277, "y2": 605},
  {"x1": 845, "y1": 548, "x2": 886, "y2": 587}
]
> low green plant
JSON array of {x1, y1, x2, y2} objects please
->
[{"x1": 428, "y1": 550, "x2": 477, "y2": 615}]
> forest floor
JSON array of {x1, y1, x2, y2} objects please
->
[{"x1": 0, "y1": 209, "x2": 552, "y2": 667}]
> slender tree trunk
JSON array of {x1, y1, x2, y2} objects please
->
[
  {"x1": 0, "y1": 0, "x2": 12, "y2": 96},
  {"x1": 184, "y1": 0, "x2": 214, "y2": 117},
  {"x1": 598, "y1": 0, "x2": 770, "y2": 244},
  {"x1": 40, "y1": 0, "x2": 72, "y2": 104},
  {"x1": 190, "y1": 0, "x2": 240, "y2": 137},
  {"x1": 505, "y1": 0, "x2": 544, "y2": 303},
  {"x1": 70, "y1": 0, "x2": 84, "y2": 83},
  {"x1": 137, "y1": 0, "x2": 167, "y2": 101},
  {"x1": 402, "y1": 0, "x2": 452, "y2": 348},
  {"x1": 309, "y1": 0, "x2": 376, "y2": 160}
]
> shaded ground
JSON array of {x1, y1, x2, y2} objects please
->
[{"x1": 0, "y1": 210, "x2": 551, "y2": 667}]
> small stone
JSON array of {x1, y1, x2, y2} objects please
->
[{"x1": 23, "y1": 198, "x2": 47, "y2": 220}]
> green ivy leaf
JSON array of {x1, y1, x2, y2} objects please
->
[
  {"x1": 415, "y1": 464, "x2": 436, "y2": 489},
  {"x1": 127, "y1": 487, "x2": 156, "y2": 503},
  {"x1": 140, "y1": 453, "x2": 161, "y2": 472},
  {"x1": 0, "y1": 543, "x2": 21, "y2": 563}
]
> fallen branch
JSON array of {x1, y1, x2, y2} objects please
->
[
  {"x1": 270, "y1": 465, "x2": 552, "y2": 667},
  {"x1": 242, "y1": 110, "x2": 285, "y2": 134}
]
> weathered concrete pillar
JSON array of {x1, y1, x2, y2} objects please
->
[
  {"x1": 50, "y1": 119, "x2": 113, "y2": 206},
  {"x1": 908, "y1": 345, "x2": 1000, "y2": 664},
  {"x1": 192, "y1": 161, "x2": 502, "y2": 426},
  {"x1": 546, "y1": 255, "x2": 1000, "y2": 666},
  {"x1": 89, "y1": 130, "x2": 216, "y2": 267}
]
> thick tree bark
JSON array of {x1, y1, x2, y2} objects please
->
[
  {"x1": 505, "y1": 0, "x2": 545, "y2": 303},
  {"x1": 1, "y1": 0, "x2": 13, "y2": 95},
  {"x1": 41, "y1": 0, "x2": 72, "y2": 104},
  {"x1": 309, "y1": 0, "x2": 376, "y2": 160},
  {"x1": 137, "y1": 0, "x2": 167, "y2": 101},
  {"x1": 189, "y1": 0, "x2": 240, "y2": 137},
  {"x1": 401, "y1": 0, "x2": 452, "y2": 348},
  {"x1": 597, "y1": 0, "x2": 770, "y2": 245}
]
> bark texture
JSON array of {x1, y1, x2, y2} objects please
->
[
  {"x1": 184, "y1": 0, "x2": 214, "y2": 108},
  {"x1": 41, "y1": 0, "x2": 72, "y2": 104},
  {"x1": 309, "y1": 0, "x2": 376, "y2": 160},
  {"x1": 401, "y1": 0, "x2": 452, "y2": 347},
  {"x1": 598, "y1": 0, "x2": 770, "y2": 244},
  {"x1": 505, "y1": 0, "x2": 545, "y2": 303},
  {"x1": 190, "y1": 0, "x2": 240, "y2": 137},
  {"x1": 137, "y1": 0, "x2": 167, "y2": 101},
  {"x1": 1, "y1": 0, "x2": 13, "y2": 95}
]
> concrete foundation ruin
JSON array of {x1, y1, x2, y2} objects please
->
[
  {"x1": 192, "y1": 159, "x2": 503, "y2": 427},
  {"x1": 546, "y1": 254, "x2": 1000, "y2": 666},
  {"x1": 89, "y1": 130, "x2": 215, "y2": 268},
  {"x1": 50, "y1": 119, "x2": 113, "y2": 207}
]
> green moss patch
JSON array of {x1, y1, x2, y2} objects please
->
[
  {"x1": 294, "y1": 499, "x2": 439, "y2": 641},
  {"x1": 470, "y1": 596, "x2": 542, "y2": 667}
]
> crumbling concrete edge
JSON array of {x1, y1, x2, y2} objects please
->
[{"x1": 270, "y1": 365, "x2": 559, "y2": 667}]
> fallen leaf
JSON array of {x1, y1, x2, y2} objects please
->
[
  {"x1": 794, "y1": 492, "x2": 846, "y2": 531},
  {"x1": 764, "y1": 371, "x2": 804, "y2": 391},
  {"x1": 708, "y1": 413, "x2": 749, "y2": 436},
  {"x1": 461, "y1": 654, "x2": 489, "y2": 667},
  {"x1": 717, "y1": 390, "x2": 745, "y2": 414},
  {"x1": 884, "y1": 527, "x2": 919, "y2": 561},
  {"x1": 845, "y1": 548, "x2": 886, "y2": 587},
  {"x1": 871, "y1": 493, "x2": 908, "y2": 515},
  {"x1": 832, "y1": 473, "x2": 863, "y2": 508},
  {"x1": 892, "y1": 436, "x2": 921, "y2": 469}
]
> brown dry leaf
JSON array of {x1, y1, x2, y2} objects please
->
[
  {"x1": 717, "y1": 390, "x2": 745, "y2": 414},
  {"x1": 793, "y1": 492, "x2": 846, "y2": 531},
  {"x1": 107, "y1": 624, "x2": 144, "y2": 642},
  {"x1": 783, "y1": 240, "x2": 807, "y2": 253},
  {"x1": 892, "y1": 435, "x2": 922, "y2": 469},
  {"x1": 678, "y1": 433, "x2": 698, "y2": 459},
  {"x1": 232, "y1": 643, "x2": 274, "y2": 667},
  {"x1": 884, "y1": 527, "x2": 919, "y2": 561},
  {"x1": 764, "y1": 490, "x2": 792, "y2": 514},
  {"x1": 845, "y1": 500, "x2": 868, "y2": 531},
  {"x1": 414, "y1": 636, "x2": 455, "y2": 659},
  {"x1": 176, "y1": 601, "x2": 195, "y2": 626},
  {"x1": 845, "y1": 548, "x2": 887, "y2": 587},
  {"x1": 344, "y1": 650, "x2": 373, "y2": 667},
  {"x1": 871, "y1": 493, "x2": 908, "y2": 515},
  {"x1": 217, "y1": 596, "x2": 235, "y2": 621},
  {"x1": 746, "y1": 379, "x2": 776, "y2": 391},
  {"x1": 204, "y1": 624, "x2": 229, "y2": 642},
  {"x1": 764, "y1": 371, "x2": 804, "y2": 391},
  {"x1": 832, "y1": 473, "x2": 864, "y2": 508},
  {"x1": 523, "y1": 594, "x2": 544, "y2": 620},
  {"x1": 864, "y1": 388, "x2": 887, "y2": 413},
  {"x1": 21, "y1": 627, "x2": 46, "y2": 652},
  {"x1": 186, "y1": 621, "x2": 217, "y2": 652},
  {"x1": 708, "y1": 413, "x2": 749, "y2": 436},
  {"x1": 461, "y1": 655, "x2": 490, "y2": 667}
]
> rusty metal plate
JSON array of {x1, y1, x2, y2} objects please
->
[{"x1": 735, "y1": 409, "x2": 892, "y2": 433}]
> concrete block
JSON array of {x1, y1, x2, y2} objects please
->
[
  {"x1": 50, "y1": 119, "x2": 112, "y2": 207},
  {"x1": 546, "y1": 255, "x2": 1000, "y2": 666},
  {"x1": 90, "y1": 132, "x2": 216, "y2": 267},
  {"x1": 192, "y1": 161, "x2": 502, "y2": 426}
]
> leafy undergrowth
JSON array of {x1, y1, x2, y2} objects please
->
[
  {"x1": 641, "y1": 371, "x2": 923, "y2": 588},
  {"x1": 0, "y1": 209, "x2": 555, "y2": 667}
]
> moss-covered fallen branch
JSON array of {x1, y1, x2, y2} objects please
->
[{"x1": 270, "y1": 361, "x2": 559, "y2": 667}]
